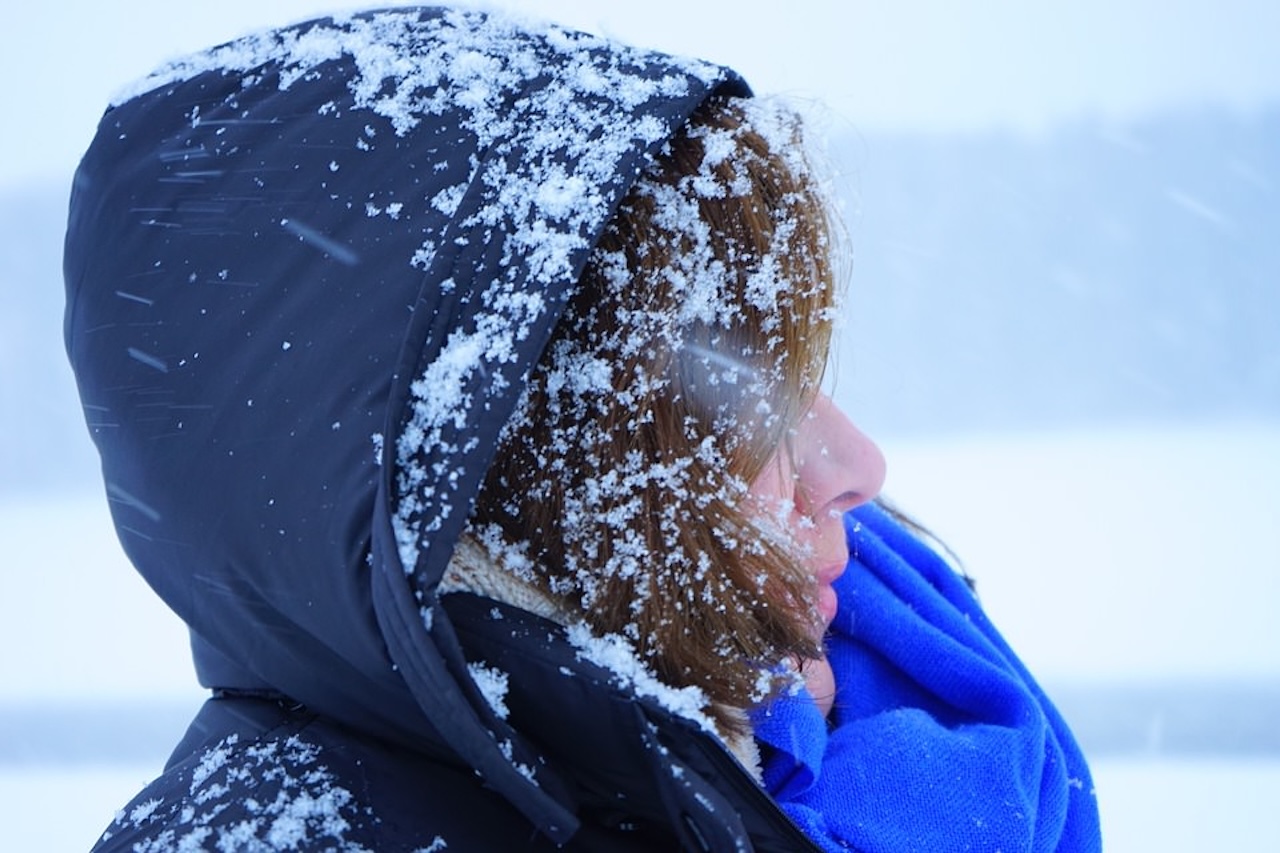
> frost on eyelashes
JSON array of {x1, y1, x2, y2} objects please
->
[{"x1": 99, "y1": 734, "x2": 376, "y2": 852}]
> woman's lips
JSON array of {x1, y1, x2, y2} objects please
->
[{"x1": 817, "y1": 581, "x2": 839, "y2": 627}]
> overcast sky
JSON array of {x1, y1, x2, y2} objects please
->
[{"x1": 5, "y1": 0, "x2": 1279, "y2": 188}]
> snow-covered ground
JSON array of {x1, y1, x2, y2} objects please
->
[
  {"x1": 875, "y1": 421, "x2": 1280, "y2": 683},
  {"x1": 3, "y1": 422, "x2": 1278, "y2": 848}
]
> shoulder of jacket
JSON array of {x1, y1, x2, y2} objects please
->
[{"x1": 90, "y1": 713, "x2": 541, "y2": 851}]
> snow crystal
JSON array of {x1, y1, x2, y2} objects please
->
[
  {"x1": 495, "y1": 738, "x2": 538, "y2": 783},
  {"x1": 128, "y1": 797, "x2": 163, "y2": 825},
  {"x1": 467, "y1": 661, "x2": 511, "y2": 720},
  {"x1": 430, "y1": 182, "x2": 467, "y2": 216}
]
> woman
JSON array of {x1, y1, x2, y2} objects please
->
[{"x1": 65, "y1": 7, "x2": 1100, "y2": 851}]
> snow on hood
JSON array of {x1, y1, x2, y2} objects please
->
[{"x1": 64, "y1": 6, "x2": 746, "y2": 839}]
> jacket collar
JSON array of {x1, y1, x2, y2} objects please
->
[{"x1": 441, "y1": 534, "x2": 764, "y2": 779}]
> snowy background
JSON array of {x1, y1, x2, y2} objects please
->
[{"x1": 2, "y1": 0, "x2": 1278, "y2": 848}]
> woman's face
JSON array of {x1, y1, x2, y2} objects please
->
[
  {"x1": 747, "y1": 393, "x2": 884, "y2": 715},
  {"x1": 748, "y1": 393, "x2": 886, "y2": 633}
]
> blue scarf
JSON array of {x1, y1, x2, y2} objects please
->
[{"x1": 752, "y1": 503, "x2": 1102, "y2": 852}]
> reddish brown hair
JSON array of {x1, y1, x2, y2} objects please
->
[{"x1": 470, "y1": 97, "x2": 837, "y2": 733}]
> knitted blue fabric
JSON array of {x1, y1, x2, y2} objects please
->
[{"x1": 752, "y1": 502, "x2": 1102, "y2": 852}]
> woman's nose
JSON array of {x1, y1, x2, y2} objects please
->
[{"x1": 792, "y1": 394, "x2": 886, "y2": 519}]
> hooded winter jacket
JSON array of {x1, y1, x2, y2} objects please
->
[{"x1": 64, "y1": 7, "x2": 823, "y2": 851}]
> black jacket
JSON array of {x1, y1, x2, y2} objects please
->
[{"x1": 65, "y1": 7, "x2": 819, "y2": 850}]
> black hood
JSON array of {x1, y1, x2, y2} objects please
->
[{"x1": 64, "y1": 6, "x2": 746, "y2": 840}]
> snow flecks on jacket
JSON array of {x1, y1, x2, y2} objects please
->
[
  {"x1": 108, "y1": 6, "x2": 724, "y2": 590},
  {"x1": 98, "y1": 734, "x2": 378, "y2": 852},
  {"x1": 496, "y1": 738, "x2": 539, "y2": 785},
  {"x1": 175, "y1": 9, "x2": 729, "y2": 581},
  {"x1": 467, "y1": 661, "x2": 512, "y2": 720},
  {"x1": 566, "y1": 622, "x2": 717, "y2": 736}
]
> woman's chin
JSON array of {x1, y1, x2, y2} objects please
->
[
  {"x1": 817, "y1": 583, "x2": 839, "y2": 628},
  {"x1": 804, "y1": 656, "x2": 836, "y2": 718}
]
